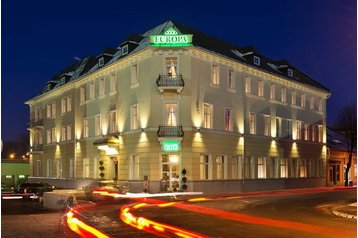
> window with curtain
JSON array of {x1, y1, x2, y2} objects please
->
[
  {"x1": 224, "y1": 108, "x2": 232, "y2": 131},
  {"x1": 165, "y1": 103, "x2": 177, "y2": 126},
  {"x1": 166, "y1": 57, "x2": 178, "y2": 76},
  {"x1": 204, "y1": 103, "x2": 213, "y2": 129}
]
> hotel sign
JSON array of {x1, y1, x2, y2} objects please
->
[
  {"x1": 162, "y1": 140, "x2": 181, "y2": 152},
  {"x1": 150, "y1": 27, "x2": 192, "y2": 47}
]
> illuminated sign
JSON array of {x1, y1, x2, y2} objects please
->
[
  {"x1": 150, "y1": 27, "x2": 193, "y2": 47},
  {"x1": 162, "y1": 140, "x2": 181, "y2": 152}
]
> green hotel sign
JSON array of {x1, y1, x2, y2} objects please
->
[
  {"x1": 162, "y1": 140, "x2": 181, "y2": 152},
  {"x1": 150, "y1": 27, "x2": 193, "y2": 47}
]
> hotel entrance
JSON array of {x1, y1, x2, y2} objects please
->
[{"x1": 161, "y1": 154, "x2": 180, "y2": 191}]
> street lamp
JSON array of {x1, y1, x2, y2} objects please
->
[{"x1": 9, "y1": 153, "x2": 15, "y2": 159}]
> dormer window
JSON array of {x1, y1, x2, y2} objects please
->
[
  {"x1": 60, "y1": 77, "x2": 66, "y2": 85},
  {"x1": 288, "y1": 69, "x2": 293, "y2": 77},
  {"x1": 122, "y1": 45, "x2": 128, "y2": 55},
  {"x1": 98, "y1": 57, "x2": 104, "y2": 67},
  {"x1": 254, "y1": 56, "x2": 260, "y2": 66}
]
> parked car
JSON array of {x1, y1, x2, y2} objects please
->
[
  {"x1": 84, "y1": 180, "x2": 130, "y2": 201},
  {"x1": 17, "y1": 182, "x2": 55, "y2": 198}
]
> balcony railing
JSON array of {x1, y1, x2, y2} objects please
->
[
  {"x1": 31, "y1": 144, "x2": 43, "y2": 153},
  {"x1": 157, "y1": 125, "x2": 184, "y2": 138},
  {"x1": 29, "y1": 119, "x2": 44, "y2": 128},
  {"x1": 156, "y1": 74, "x2": 184, "y2": 93}
]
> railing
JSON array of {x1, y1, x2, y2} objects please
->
[
  {"x1": 157, "y1": 125, "x2": 184, "y2": 137},
  {"x1": 156, "y1": 74, "x2": 184, "y2": 90},
  {"x1": 29, "y1": 119, "x2": 44, "y2": 128},
  {"x1": 31, "y1": 144, "x2": 43, "y2": 152}
]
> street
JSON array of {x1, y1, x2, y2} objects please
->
[{"x1": 1, "y1": 188, "x2": 356, "y2": 237}]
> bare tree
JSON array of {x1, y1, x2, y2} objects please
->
[{"x1": 335, "y1": 104, "x2": 357, "y2": 186}]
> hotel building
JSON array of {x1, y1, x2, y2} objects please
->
[{"x1": 26, "y1": 21, "x2": 330, "y2": 193}]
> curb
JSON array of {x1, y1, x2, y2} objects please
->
[{"x1": 331, "y1": 207, "x2": 357, "y2": 219}]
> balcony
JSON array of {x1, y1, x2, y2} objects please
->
[
  {"x1": 29, "y1": 119, "x2": 44, "y2": 129},
  {"x1": 31, "y1": 144, "x2": 43, "y2": 154},
  {"x1": 157, "y1": 125, "x2": 184, "y2": 138},
  {"x1": 156, "y1": 74, "x2": 184, "y2": 93}
]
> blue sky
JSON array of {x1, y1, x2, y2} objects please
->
[{"x1": 2, "y1": 0, "x2": 356, "y2": 141}]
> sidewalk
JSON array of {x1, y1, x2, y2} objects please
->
[{"x1": 332, "y1": 203, "x2": 357, "y2": 219}]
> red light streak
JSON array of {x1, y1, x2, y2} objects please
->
[{"x1": 66, "y1": 210, "x2": 110, "y2": 238}]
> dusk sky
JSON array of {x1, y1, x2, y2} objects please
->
[{"x1": 2, "y1": 0, "x2": 356, "y2": 141}]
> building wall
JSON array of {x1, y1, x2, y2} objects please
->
[{"x1": 27, "y1": 46, "x2": 329, "y2": 193}]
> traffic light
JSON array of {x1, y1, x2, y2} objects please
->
[{"x1": 180, "y1": 168, "x2": 188, "y2": 191}]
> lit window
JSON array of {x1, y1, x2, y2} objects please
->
[
  {"x1": 304, "y1": 124, "x2": 309, "y2": 140},
  {"x1": 264, "y1": 116, "x2": 271, "y2": 136},
  {"x1": 165, "y1": 103, "x2": 177, "y2": 127},
  {"x1": 109, "y1": 110, "x2": 117, "y2": 133},
  {"x1": 310, "y1": 96, "x2": 315, "y2": 110},
  {"x1": 200, "y1": 155, "x2": 210, "y2": 180},
  {"x1": 166, "y1": 57, "x2": 178, "y2": 76},
  {"x1": 280, "y1": 158, "x2": 287, "y2": 178},
  {"x1": 130, "y1": 104, "x2": 138, "y2": 129},
  {"x1": 211, "y1": 64, "x2": 220, "y2": 85},
  {"x1": 299, "y1": 160, "x2": 306, "y2": 178},
  {"x1": 254, "y1": 56, "x2": 260, "y2": 65},
  {"x1": 99, "y1": 78, "x2": 105, "y2": 96},
  {"x1": 109, "y1": 74, "x2": 116, "y2": 93},
  {"x1": 296, "y1": 121, "x2": 302, "y2": 140},
  {"x1": 270, "y1": 84, "x2": 275, "y2": 100},
  {"x1": 288, "y1": 69, "x2": 293, "y2": 77},
  {"x1": 257, "y1": 157, "x2": 266, "y2": 178},
  {"x1": 301, "y1": 94, "x2": 305, "y2": 107},
  {"x1": 83, "y1": 158, "x2": 90, "y2": 178},
  {"x1": 131, "y1": 64, "x2": 138, "y2": 85},
  {"x1": 47, "y1": 129, "x2": 52, "y2": 144},
  {"x1": 95, "y1": 115, "x2": 101, "y2": 136},
  {"x1": 249, "y1": 112, "x2": 256, "y2": 134},
  {"x1": 281, "y1": 87, "x2": 286, "y2": 102},
  {"x1": 67, "y1": 125, "x2": 72, "y2": 141},
  {"x1": 204, "y1": 103, "x2": 213, "y2": 129},
  {"x1": 83, "y1": 118, "x2": 89, "y2": 138},
  {"x1": 258, "y1": 80, "x2": 264, "y2": 97},
  {"x1": 51, "y1": 127, "x2": 56, "y2": 143},
  {"x1": 291, "y1": 91, "x2": 296, "y2": 105},
  {"x1": 61, "y1": 126, "x2": 66, "y2": 141},
  {"x1": 216, "y1": 155, "x2": 226, "y2": 179},
  {"x1": 52, "y1": 102, "x2": 56, "y2": 117},
  {"x1": 311, "y1": 125, "x2": 316, "y2": 141},
  {"x1": 318, "y1": 99, "x2": 323, "y2": 112},
  {"x1": 89, "y1": 82, "x2": 95, "y2": 99},
  {"x1": 61, "y1": 99, "x2": 66, "y2": 114},
  {"x1": 224, "y1": 108, "x2": 233, "y2": 131},
  {"x1": 318, "y1": 125, "x2": 323, "y2": 143},
  {"x1": 80, "y1": 87, "x2": 86, "y2": 102},
  {"x1": 67, "y1": 97, "x2": 72, "y2": 112},
  {"x1": 245, "y1": 78, "x2": 251, "y2": 94},
  {"x1": 227, "y1": 70, "x2": 234, "y2": 89}
]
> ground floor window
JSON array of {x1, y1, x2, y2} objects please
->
[
  {"x1": 231, "y1": 156, "x2": 243, "y2": 179},
  {"x1": 216, "y1": 155, "x2": 226, "y2": 179},
  {"x1": 46, "y1": 159, "x2": 51, "y2": 177},
  {"x1": 257, "y1": 157, "x2": 266, "y2": 179},
  {"x1": 245, "y1": 157, "x2": 255, "y2": 179},
  {"x1": 200, "y1": 154, "x2": 210, "y2": 180},
  {"x1": 69, "y1": 159, "x2": 74, "y2": 178},
  {"x1": 56, "y1": 160, "x2": 61, "y2": 178},
  {"x1": 36, "y1": 160, "x2": 41, "y2": 177},
  {"x1": 280, "y1": 158, "x2": 288, "y2": 178},
  {"x1": 83, "y1": 158, "x2": 90, "y2": 178}
]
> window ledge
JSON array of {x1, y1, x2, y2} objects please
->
[
  {"x1": 246, "y1": 93, "x2": 265, "y2": 100},
  {"x1": 269, "y1": 99, "x2": 287, "y2": 106},
  {"x1": 291, "y1": 105, "x2": 305, "y2": 110},
  {"x1": 210, "y1": 83, "x2": 221, "y2": 89},
  {"x1": 109, "y1": 91, "x2": 117, "y2": 96},
  {"x1": 130, "y1": 83, "x2": 139, "y2": 89},
  {"x1": 227, "y1": 88, "x2": 237, "y2": 93},
  {"x1": 98, "y1": 95, "x2": 105, "y2": 99}
]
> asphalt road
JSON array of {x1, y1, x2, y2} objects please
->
[{"x1": 1, "y1": 189, "x2": 356, "y2": 238}]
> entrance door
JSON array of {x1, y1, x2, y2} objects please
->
[
  {"x1": 113, "y1": 160, "x2": 118, "y2": 180},
  {"x1": 329, "y1": 161, "x2": 341, "y2": 185},
  {"x1": 161, "y1": 154, "x2": 180, "y2": 191}
]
